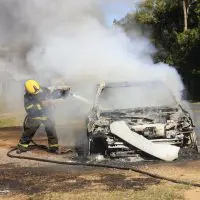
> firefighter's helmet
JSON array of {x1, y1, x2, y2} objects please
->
[{"x1": 24, "y1": 80, "x2": 40, "y2": 94}]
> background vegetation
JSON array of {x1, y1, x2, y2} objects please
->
[{"x1": 116, "y1": 0, "x2": 200, "y2": 100}]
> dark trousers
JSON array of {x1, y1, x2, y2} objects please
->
[{"x1": 19, "y1": 116, "x2": 58, "y2": 146}]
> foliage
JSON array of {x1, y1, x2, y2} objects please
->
[{"x1": 117, "y1": 0, "x2": 200, "y2": 73}]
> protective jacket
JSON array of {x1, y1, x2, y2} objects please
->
[
  {"x1": 24, "y1": 87, "x2": 67, "y2": 119},
  {"x1": 18, "y1": 86, "x2": 68, "y2": 153}
]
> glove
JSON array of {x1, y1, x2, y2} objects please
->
[
  {"x1": 61, "y1": 87, "x2": 70, "y2": 96},
  {"x1": 99, "y1": 80, "x2": 106, "y2": 88}
]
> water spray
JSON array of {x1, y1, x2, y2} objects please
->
[{"x1": 70, "y1": 93, "x2": 92, "y2": 105}]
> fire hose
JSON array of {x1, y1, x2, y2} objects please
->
[{"x1": 7, "y1": 142, "x2": 200, "y2": 188}]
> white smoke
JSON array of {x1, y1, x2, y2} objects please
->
[
  {"x1": 0, "y1": 0, "x2": 186, "y2": 145},
  {"x1": 0, "y1": 0, "x2": 183, "y2": 96},
  {"x1": 24, "y1": 0, "x2": 183, "y2": 99}
]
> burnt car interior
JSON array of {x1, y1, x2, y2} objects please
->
[{"x1": 86, "y1": 81, "x2": 199, "y2": 159}]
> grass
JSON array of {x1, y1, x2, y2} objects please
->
[
  {"x1": 133, "y1": 184, "x2": 187, "y2": 200},
  {"x1": 0, "y1": 116, "x2": 23, "y2": 128},
  {"x1": 30, "y1": 184, "x2": 188, "y2": 200}
]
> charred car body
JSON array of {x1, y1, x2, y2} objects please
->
[{"x1": 86, "y1": 81, "x2": 199, "y2": 158}]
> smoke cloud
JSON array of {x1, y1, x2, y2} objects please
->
[
  {"x1": 0, "y1": 0, "x2": 183, "y2": 92},
  {"x1": 0, "y1": 0, "x2": 186, "y2": 145}
]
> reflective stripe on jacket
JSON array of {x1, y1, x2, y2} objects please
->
[{"x1": 24, "y1": 87, "x2": 64, "y2": 119}]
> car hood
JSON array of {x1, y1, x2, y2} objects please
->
[
  {"x1": 99, "y1": 106, "x2": 180, "y2": 124},
  {"x1": 100, "y1": 106, "x2": 179, "y2": 116}
]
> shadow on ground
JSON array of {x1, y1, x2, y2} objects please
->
[{"x1": 0, "y1": 164, "x2": 160, "y2": 195}]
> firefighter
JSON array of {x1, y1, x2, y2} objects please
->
[{"x1": 17, "y1": 79, "x2": 70, "y2": 154}]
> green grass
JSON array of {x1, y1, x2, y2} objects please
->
[
  {"x1": 0, "y1": 116, "x2": 23, "y2": 128},
  {"x1": 133, "y1": 184, "x2": 187, "y2": 200},
  {"x1": 30, "y1": 184, "x2": 188, "y2": 200}
]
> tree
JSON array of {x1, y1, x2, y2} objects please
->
[
  {"x1": 183, "y1": 0, "x2": 198, "y2": 31},
  {"x1": 183, "y1": 0, "x2": 189, "y2": 31},
  {"x1": 117, "y1": 0, "x2": 200, "y2": 73}
]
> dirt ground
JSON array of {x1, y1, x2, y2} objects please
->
[{"x1": 0, "y1": 128, "x2": 200, "y2": 200}]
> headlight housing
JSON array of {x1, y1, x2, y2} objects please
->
[{"x1": 94, "y1": 118, "x2": 110, "y2": 126}]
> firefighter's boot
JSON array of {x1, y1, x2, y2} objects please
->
[{"x1": 16, "y1": 144, "x2": 29, "y2": 154}]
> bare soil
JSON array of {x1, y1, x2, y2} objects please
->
[{"x1": 0, "y1": 128, "x2": 200, "y2": 199}]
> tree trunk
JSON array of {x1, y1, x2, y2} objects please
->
[{"x1": 183, "y1": 0, "x2": 189, "y2": 31}]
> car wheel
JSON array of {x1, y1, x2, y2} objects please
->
[
  {"x1": 89, "y1": 137, "x2": 107, "y2": 155},
  {"x1": 190, "y1": 131, "x2": 199, "y2": 152}
]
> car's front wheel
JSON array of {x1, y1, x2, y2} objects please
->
[{"x1": 88, "y1": 136, "x2": 107, "y2": 155}]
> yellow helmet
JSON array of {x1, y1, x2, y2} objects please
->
[{"x1": 24, "y1": 80, "x2": 40, "y2": 94}]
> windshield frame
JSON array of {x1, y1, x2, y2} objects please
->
[{"x1": 95, "y1": 81, "x2": 179, "y2": 111}]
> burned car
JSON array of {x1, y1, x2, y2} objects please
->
[{"x1": 86, "y1": 81, "x2": 199, "y2": 159}]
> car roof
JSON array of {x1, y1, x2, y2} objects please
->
[{"x1": 97, "y1": 80, "x2": 165, "y2": 88}]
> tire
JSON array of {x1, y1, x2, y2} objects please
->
[
  {"x1": 75, "y1": 137, "x2": 89, "y2": 157},
  {"x1": 190, "y1": 131, "x2": 200, "y2": 152},
  {"x1": 196, "y1": 134, "x2": 200, "y2": 153},
  {"x1": 89, "y1": 137, "x2": 107, "y2": 155}
]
